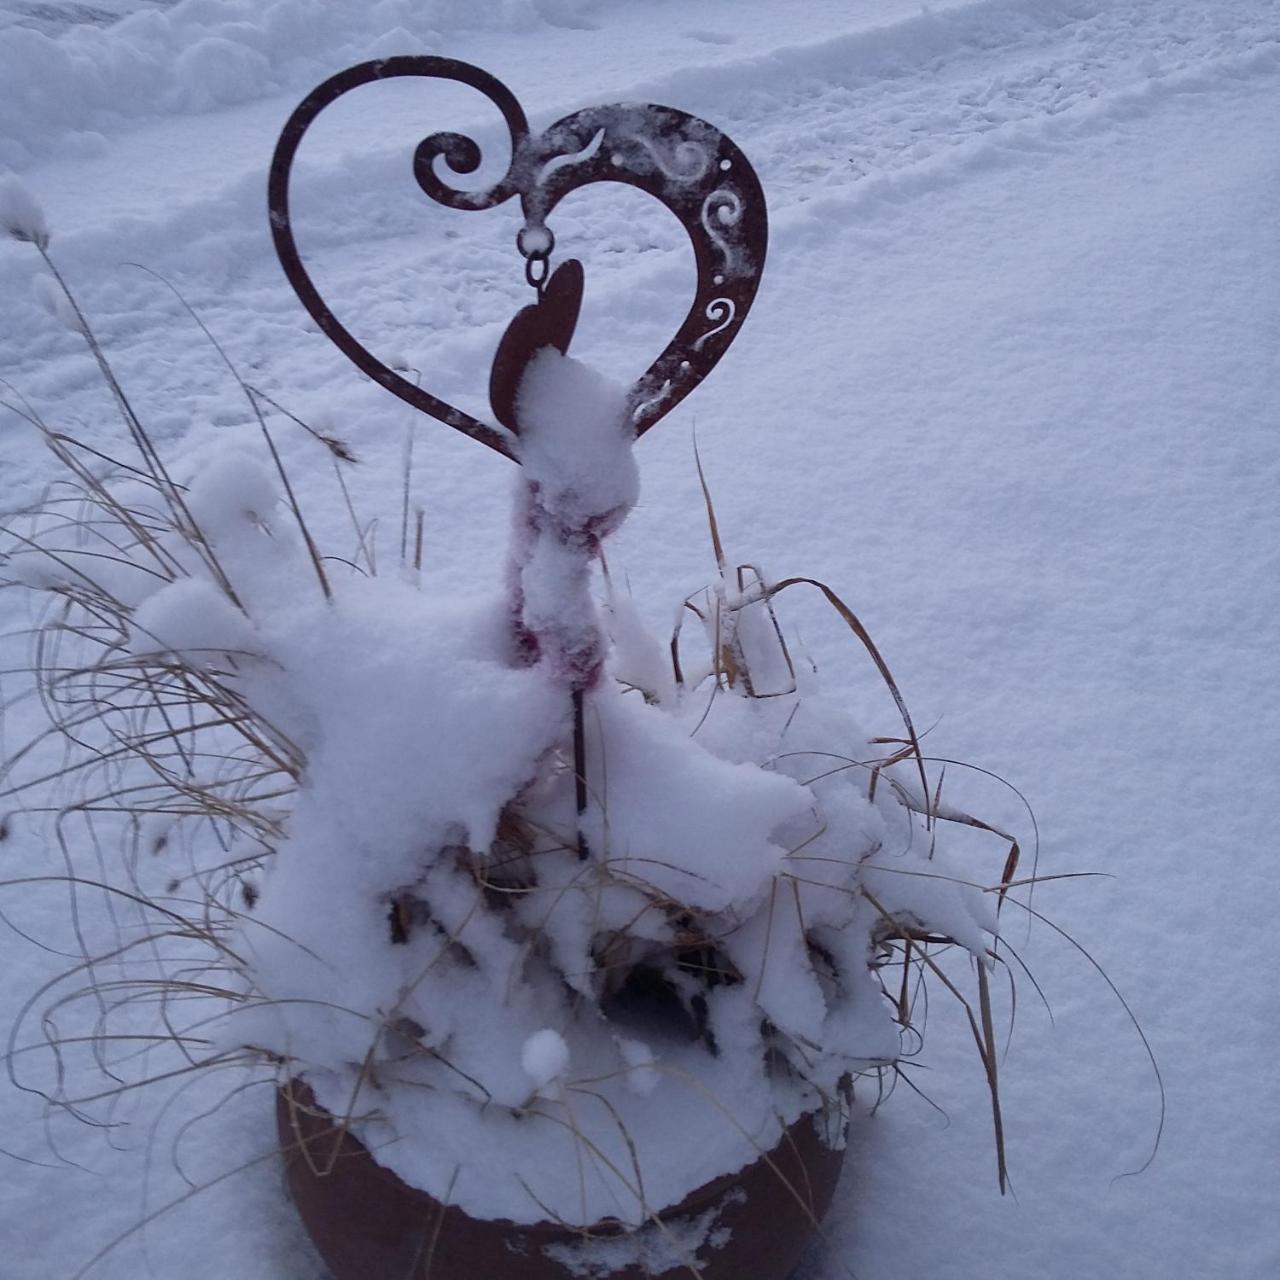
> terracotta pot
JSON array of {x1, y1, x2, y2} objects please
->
[{"x1": 278, "y1": 1080, "x2": 847, "y2": 1280}]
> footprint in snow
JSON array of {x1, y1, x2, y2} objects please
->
[{"x1": 683, "y1": 29, "x2": 735, "y2": 45}]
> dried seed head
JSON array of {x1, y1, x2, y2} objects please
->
[
  {"x1": 0, "y1": 173, "x2": 50, "y2": 250},
  {"x1": 319, "y1": 434, "x2": 358, "y2": 463}
]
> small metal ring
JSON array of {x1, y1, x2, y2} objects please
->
[
  {"x1": 525, "y1": 254, "x2": 550, "y2": 291},
  {"x1": 518, "y1": 223, "x2": 554, "y2": 292}
]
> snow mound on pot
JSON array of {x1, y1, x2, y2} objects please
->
[
  {"x1": 4, "y1": 399, "x2": 995, "y2": 1227},
  {"x1": 57, "y1": 430, "x2": 989, "y2": 1227}
]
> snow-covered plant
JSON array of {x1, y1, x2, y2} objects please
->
[{"x1": 2, "y1": 216, "x2": 1025, "y2": 1240}]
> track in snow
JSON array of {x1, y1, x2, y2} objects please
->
[
  {"x1": 1, "y1": 0, "x2": 1276, "y2": 509},
  {"x1": 2, "y1": 3, "x2": 1279, "y2": 1279}
]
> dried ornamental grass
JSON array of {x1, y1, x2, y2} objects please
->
[{"x1": 0, "y1": 193, "x2": 1161, "y2": 1276}]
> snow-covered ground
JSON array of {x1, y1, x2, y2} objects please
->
[
  {"x1": 2, "y1": 0, "x2": 1278, "y2": 1277},
  {"x1": 0, "y1": 2, "x2": 176, "y2": 39}
]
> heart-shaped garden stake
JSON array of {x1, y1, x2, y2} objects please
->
[
  {"x1": 263, "y1": 62, "x2": 865, "y2": 1280},
  {"x1": 268, "y1": 56, "x2": 768, "y2": 460}
]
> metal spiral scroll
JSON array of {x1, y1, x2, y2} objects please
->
[{"x1": 268, "y1": 56, "x2": 768, "y2": 461}]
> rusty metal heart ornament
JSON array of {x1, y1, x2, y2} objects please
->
[{"x1": 268, "y1": 57, "x2": 768, "y2": 462}]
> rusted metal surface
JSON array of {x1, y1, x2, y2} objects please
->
[
  {"x1": 489, "y1": 258, "x2": 583, "y2": 434},
  {"x1": 278, "y1": 1080, "x2": 846, "y2": 1280},
  {"x1": 268, "y1": 56, "x2": 769, "y2": 459}
]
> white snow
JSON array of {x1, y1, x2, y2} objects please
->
[
  {"x1": 183, "y1": 449, "x2": 281, "y2": 534},
  {"x1": 129, "y1": 574, "x2": 254, "y2": 658},
  {"x1": 516, "y1": 348, "x2": 638, "y2": 532},
  {"x1": 0, "y1": 0, "x2": 1278, "y2": 1277},
  {"x1": 543, "y1": 1194, "x2": 737, "y2": 1278},
  {"x1": 616, "y1": 1036, "x2": 658, "y2": 1097},
  {"x1": 509, "y1": 347, "x2": 638, "y2": 686},
  {"x1": 522, "y1": 1028, "x2": 571, "y2": 1092}
]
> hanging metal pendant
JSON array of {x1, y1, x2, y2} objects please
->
[
  {"x1": 268, "y1": 56, "x2": 768, "y2": 461},
  {"x1": 489, "y1": 257, "x2": 584, "y2": 434}
]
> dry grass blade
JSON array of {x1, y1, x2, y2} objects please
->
[
  {"x1": 125, "y1": 263, "x2": 331, "y2": 601},
  {"x1": 860, "y1": 885, "x2": 1008, "y2": 1193},
  {"x1": 692, "y1": 434, "x2": 727, "y2": 576},
  {"x1": 765, "y1": 576, "x2": 932, "y2": 827},
  {"x1": 1004, "y1": 895, "x2": 1165, "y2": 1181},
  {"x1": 975, "y1": 959, "x2": 1008, "y2": 1193}
]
